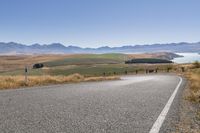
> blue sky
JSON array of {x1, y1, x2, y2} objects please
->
[{"x1": 0, "y1": 0, "x2": 200, "y2": 48}]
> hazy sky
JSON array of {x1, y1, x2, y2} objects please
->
[{"x1": 0, "y1": 0, "x2": 200, "y2": 47}]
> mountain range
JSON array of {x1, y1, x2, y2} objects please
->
[{"x1": 0, "y1": 42, "x2": 200, "y2": 55}]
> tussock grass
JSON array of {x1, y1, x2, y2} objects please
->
[
  {"x1": 175, "y1": 68, "x2": 200, "y2": 132},
  {"x1": 0, "y1": 73, "x2": 120, "y2": 90},
  {"x1": 192, "y1": 61, "x2": 200, "y2": 69},
  {"x1": 84, "y1": 76, "x2": 119, "y2": 82},
  {"x1": 185, "y1": 71, "x2": 200, "y2": 103}
]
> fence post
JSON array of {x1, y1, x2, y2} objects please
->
[
  {"x1": 125, "y1": 70, "x2": 128, "y2": 75},
  {"x1": 167, "y1": 68, "x2": 170, "y2": 72},
  {"x1": 181, "y1": 67, "x2": 185, "y2": 72},
  {"x1": 155, "y1": 68, "x2": 158, "y2": 73},
  {"x1": 146, "y1": 69, "x2": 148, "y2": 74},
  {"x1": 103, "y1": 72, "x2": 106, "y2": 76},
  {"x1": 25, "y1": 66, "x2": 28, "y2": 84}
]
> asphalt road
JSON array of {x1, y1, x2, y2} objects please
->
[{"x1": 0, "y1": 74, "x2": 185, "y2": 133}]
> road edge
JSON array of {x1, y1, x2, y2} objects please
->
[{"x1": 149, "y1": 76, "x2": 183, "y2": 133}]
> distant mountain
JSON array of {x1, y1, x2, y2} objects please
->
[{"x1": 0, "y1": 42, "x2": 200, "y2": 55}]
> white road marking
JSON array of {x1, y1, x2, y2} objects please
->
[{"x1": 149, "y1": 77, "x2": 183, "y2": 133}]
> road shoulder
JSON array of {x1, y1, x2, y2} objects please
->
[
  {"x1": 159, "y1": 77, "x2": 187, "y2": 132},
  {"x1": 175, "y1": 79, "x2": 200, "y2": 133}
]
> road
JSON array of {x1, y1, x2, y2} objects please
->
[{"x1": 0, "y1": 74, "x2": 185, "y2": 133}]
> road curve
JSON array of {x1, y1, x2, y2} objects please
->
[{"x1": 0, "y1": 74, "x2": 185, "y2": 133}]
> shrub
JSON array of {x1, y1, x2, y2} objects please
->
[{"x1": 193, "y1": 61, "x2": 200, "y2": 68}]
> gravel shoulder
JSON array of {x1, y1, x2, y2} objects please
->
[{"x1": 174, "y1": 79, "x2": 200, "y2": 133}]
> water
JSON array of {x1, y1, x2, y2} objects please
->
[{"x1": 172, "y1": 53, "x2": 200, "y2": 63}]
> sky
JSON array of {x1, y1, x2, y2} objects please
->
[{"x1": 0, "y1": 0, "x2": 200, "y2": 48}]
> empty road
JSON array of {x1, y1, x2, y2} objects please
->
[{"x1": 0, "y1": 74, "x2": 185, "y2": 133}]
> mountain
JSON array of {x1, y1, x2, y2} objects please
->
[{"x1": 0, "y1": 42, "x2": 200, "y2": 55}]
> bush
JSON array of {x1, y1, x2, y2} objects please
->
[
  {"x1": 33, "y1": 63, "x2": 44, "y2": 69},
  {"x1": 193, "y1": 61, "x2": 200, "y2": 68}
]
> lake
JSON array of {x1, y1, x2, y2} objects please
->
[{"x1": 172, "y1": 53, "x2": 200, "y2": 63}]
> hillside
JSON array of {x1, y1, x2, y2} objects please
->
[
  {"x1": 0, "y1": 53, "x2": 178, "y2": 72},
  {"x1": 128, "y1": 52, "x2": 182, "y2": 60}
]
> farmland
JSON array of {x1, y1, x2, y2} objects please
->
[{"x1": 0, "y1": 53, "x2": 176, "y2": 77}]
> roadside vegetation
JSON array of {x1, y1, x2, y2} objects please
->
[
  {"x1": 186, "y1": 69, "x2": 200, "y2": 103},
  {"x1": 175, "y1": 61, "x2": 200, "y2": 132},
  {"x1": 0, "y1": 73, "x2": 119, "y2": 90},
  {"x1": 180, "y1": 61, "x2": 200, "y2": 103}
]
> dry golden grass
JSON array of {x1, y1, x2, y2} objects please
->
[
  {"x1": 0, "y1": 73, "x2": 120, "y2": 90},
  {"x1": 0, "y1": 54, "x2": 74, "y2": 71},
  {"x1": 175, "y1": 68, "x2": 200, "y2": 132},
  {"x1": 84, "y1": 76, "x2": 119, "y2": 82},
  {"x1": 185, "y1": 72, "x2": 200, "y2": 103}
]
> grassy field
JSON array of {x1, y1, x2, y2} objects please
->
[
  {"x1": 43, "y1": 53, "x2": 128, "y2": 67},
  {"x1": 0, "y1": 53, "x2": 177, "y2": 89},
  {"x1": 0, "y1": 52, "x2": 177, "y2": 71},
  {"x1": 0, "y1": 53, "x2": 176, "y2": 77},
  {"x1": 0, "y1": 54, "x2": 72, "y2": 72},
  {"x1": 185, "y1": 68, "x2": 200, "y2": 103},
  {"x1": 175, "y1": 63, "x2": 200, "y2": 132},
  {"x1": 0, "y1": 63, "x2": 176, "y2": 77}
]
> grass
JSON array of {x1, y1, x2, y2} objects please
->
[
  {"x1": 0, "y1": 63, "x2": 175, "y2": 76},
  {"x1": 175, "y1": 66, "x2": 200, "y2": 132},
  {"x1": 185, "y1": 68, "x2": 200, "y2": 103},
  {"x1": 43, "y1": 58, "x2": 120, "y2": 67},
  {"x1": 0, "y1": 54, "x2": 73, "y2": 72},
  {"x1": 0, "y1": 53, "x2": 175, "y2": 72},
  {"x1": 180, "y1": 62, "x2": 200, "y2": 103},
  {"x1": 49, "y1": 64, "x2": 138, "y2": 76},
  {"x1": 0, "y1": 53, "x2": 179, "y2": 90},
  {"x1": 42, "y1": 53, "x2": 127, "y2": 67},
  {"x1": 0, "y1": 73, "x2": 120, "y2": 90},
  {"x1": 0, "y1": 53, "x2": 178, "y2": 91}
]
